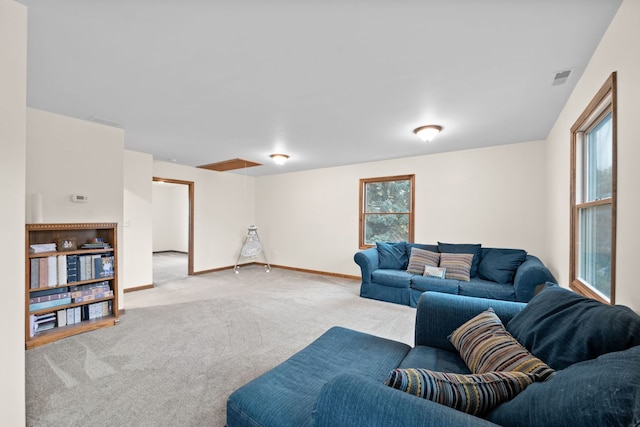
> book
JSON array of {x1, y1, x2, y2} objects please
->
[
  {"x1": 73, "y1": 290, "x2": 113, "y2": 303},
  {"x1": 30, "y1": 292, "x2": 71, "y2": 304},
  {"x1": 66, "y1": 254, "x2": 78, "y2": 283},
  {"x1": 57, "y1": 309, "x2": 66, "y2": 327},
  {"x1": 47, "y1": 255, "x2": 57, "y2": 286},
  {"x1": 30, "y1": 286, "x2": 69, "y2": 298},
  {"x1": 38, "y1": 258, "x2": 48, "y2": 288},
  {"x1": 74, "y1": 307, "x2": 81, "y2": 323},
  {"x1": 29, "y1": 297, "x2": 72, "y2": 312},
  {"x1": 30, "y1": 259, "x2": 39, "y2": 289},
  {"x1": 29, "y1": 243, "x2": 56, "y2": 253},
  {"x1": 66, "y1": 308, "x2": 74, "y2": 325},
  {"x1": 102, "y1": 301, "x2": 110, "y2": 316},
  {"x1": 57, "y1": 255, "x2": 68, "y2": 285}
]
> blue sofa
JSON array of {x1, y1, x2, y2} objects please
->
[
  {"x1": 355, "y1": 242, "x2": 556, "y2": 306},
  {"x1": 227, "y1": 287, "x2": 640, "y2": 426}
]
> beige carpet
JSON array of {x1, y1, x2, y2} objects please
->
[{"x1": 26, "y1": 265, "x2": 416, "y2": 426}]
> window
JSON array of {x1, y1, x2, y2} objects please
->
[
  {"x1": 570, "y1": 72, "x2": 617, "y2": 304},
  {"x1": 359, "y1": 175, "x2": 415, "y2": 248}
]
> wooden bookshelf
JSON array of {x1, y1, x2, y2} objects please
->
[{"x1": 25, "y1": 223, "x2": 119, "y2": 349}]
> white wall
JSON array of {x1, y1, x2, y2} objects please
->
[
  {"x1": 0, "y1": 0, "x2": 26, "y2": 423},
  {"x1": 256, "y1": 140, "x2": 548, "y2": 277},
  {"x1": 153, "y1": 160, "x2": 256, "y2": 272},
  {"x1": 26, "y1": 108, "x2": 125, "y2": 308},
  {"x1": 152, "y1": 182, "x2": 189, "y2": 252},
  {"x1": 545, "y1": 0, "x2": 640, "y2": 312},
  {"x1": 123, "y1": 149, "x2": 153, "y2": 290}
]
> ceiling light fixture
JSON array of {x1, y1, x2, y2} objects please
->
[
  {"x1": 413, "y1": 125, "x2": 443, "y2": 142},
  {"x1": 270, "y1": 154, "x2": 289, "y2": 165}
]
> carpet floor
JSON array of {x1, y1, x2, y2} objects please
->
[{"x1": 25, "y1": 265, "x2": 416, "y2": 426}]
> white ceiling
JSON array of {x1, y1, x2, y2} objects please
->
[{"x1": 18, "y1": 0, "x2": 622, "y2": 176}]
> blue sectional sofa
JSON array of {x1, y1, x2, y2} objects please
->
[
  {"x1": 355, "y1": 242, "x2": 556, "y2": 306},
  {"x1": 227, "y1": 286, "x2": 640, "y2": 426}
]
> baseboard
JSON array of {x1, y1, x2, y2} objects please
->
[
  {"x1": 123, "y1": 283, "x2": 154, "y2": 293},
  {"x1": 152, "y1": 250, "x2": 188, "y2": 254},
  {"x1": 193, "y1": 262, "x2": 359, "y2": 281}
]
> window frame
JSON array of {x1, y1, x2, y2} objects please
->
[
  {"x1": 359, "y1": 174, "x2": 415, "y2": 249},
  {"x1": 569, "y1": 72, "x2": 617, "y2": 304}
]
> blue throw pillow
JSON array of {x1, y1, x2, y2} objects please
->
[
  {"x1": 437, "y1": 242, "x2": 482, "y2": 277},
  {"x1": 376, "y1": 242, "x2": 408, "y2": 270},
  {"x1": 486, "y1": 345, "x2": 640, "y2": 427},
  {"x1": 478, "y1": 249, "x2": 527, "y2": 284},
  {"x1": 506, "y1": 285, "x2": 640, "y2": 370}
]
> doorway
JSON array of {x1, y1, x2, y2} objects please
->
[{"x1": 152, "y1": 177, "x2": 194, "y2": 285}]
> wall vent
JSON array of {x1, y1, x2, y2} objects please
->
[{"x1": 552, "y1": 69, "x2": 572, "y2": 86}]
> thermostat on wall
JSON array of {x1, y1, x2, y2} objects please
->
[{"x1": 71, "y1": 194, "x2": 89, "y2": 203}]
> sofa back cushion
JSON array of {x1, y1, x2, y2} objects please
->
[
  {"x1": 376, "y1": 242, "x2": 408, "y2": 269},
  {"x1": 485, "y1": 345, "x2": 640, "y2": 427},
  {"x1": 506, "y1": 285, "x2": 640, "y2": 370},
  {"x1": 477, "y1": 248, "x2": 527, "y2": 284},
  {"x1": 438, "y1": 242, "x2": 482, "y2": 277}
]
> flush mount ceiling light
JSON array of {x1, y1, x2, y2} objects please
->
[
  {"x1": 413, "y1": 125, "x2": 443, "y2": 142},
  {"x1": 270, "y1": 153, "x2": 289, "y2": 165}
]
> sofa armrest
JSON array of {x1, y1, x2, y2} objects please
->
[
  {"x1": 313, "y1": 373, "x2": 500, "y2": 427},
  {"x1": 512, "y1": 255, "x2": 557, "y2": 302},
  {"x1": 414, "y1": 292, "x2": 526, "y2": 351},
  {"x1": 354, "y1": 248, "x2": 379, "y2": 284}
]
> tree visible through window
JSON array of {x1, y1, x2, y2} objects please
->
[
  {"x1": 570, "y1": 72, "x2": 617, "y2": 304},
  {"x1": 359, "y1": 175, "x2": 414, "y2": 248}
]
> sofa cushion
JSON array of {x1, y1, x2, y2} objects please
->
[
  {"x1": 478, "y1": 248, "x2": 527, "y2": 284},
  {"x1": 486, "y1": 345, "x2": 640, "y2": 427},
  {"x1": 406, "y1": 248, "x2": 440, "y2": 275},
  {"x1": 438, "y1": 242, "x2": 482, "y2": 277},
  {"x1": 385, "y1": 368, "x2": 536, "y2": 416},
  {"x1": 376, "y1": 242, "x2": 408, "y2": 269},
  {"x1": 506, "y1": 285, "x2": 640, "y2": 370},
  {"x1": 371, "y1": 269, "x2": 412, "y2": 288},
  {"x1": 458, "y1": 278, "x2": 516, "y2": 301},
  {"x1": 439, "y1": 253, "x2": 473, "y2": 281},
  {"x1": 409, "y1": 275, "x2": 459, "y2": 294},
  {"x1": 398, "y1": 346, "x2": 470, "y2": 373},
  {"x1": 226, "y1": 326, "x2": 411, "y2": 427},
  {"x1": 406, "y1": 242, "x2": 438, "y2": 255},
  {"x1": 449, "y1": 308, "x2": 555, "y2": 381}
]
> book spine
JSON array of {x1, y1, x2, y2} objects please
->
[
  {"x1": 66, "y1": 254, "x2": 78, "y2": 283},
  {"x1": 29, "y1": 297, "x2": 72, "y2": 312},
  {"x1": 57, "y1": 309, "x2": 67, "y2": 327},
  {"x1": 30, "y1": 259, "x2": 39, "y2": 289},
  {"x1": 47, "y1": 255, "x2": 57, "y2": 287},
  {"x1": 30, "y1": 292, "x2": 71, "y2": 303},
  {"x1": 38, "y1": 258, "x2": 48, "y2": 288},
  {"x1": 57, "y1": 255, "x2": 68, "y2": 285}
]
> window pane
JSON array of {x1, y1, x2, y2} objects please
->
[
  {"x1": 365, "y1": 180, "x2": 410, "y2": 213},
  {"x1": 578, "y1": 204, "x2": 612, "y2": 299},
  {"x1": 364, "y1": 213, "x2": 409, "y2": 245},
  {"x1": 585, "y1": 112, "x2": 612, "y2": 201}
]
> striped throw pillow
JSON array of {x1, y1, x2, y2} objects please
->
[
  {"x1": 448, "y1": 308, "x2": 555, "y2": 381},
  {"x1": 384, "y1": 368, "x2": 536, "y2": 416},
  {"x1": 439, "y1": 252, "x2": 474, "y2": 281},
  {"x1": 406, "y1": 248, "x2": 440, "y2": 275}
]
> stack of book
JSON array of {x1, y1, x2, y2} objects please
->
[
  {"x1": 29, "y1": 287, "x2": 72, "y2": 311},
  {"x1": 29, "y1": 243, "x2": 56, "y2": 253},
  {"x1": 29, "y1": 313, "x2": 57, "y2": 336}
]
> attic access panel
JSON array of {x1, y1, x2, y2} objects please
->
[{"x1": 198, "y1": 158, "x2": 262, "y2": 172}]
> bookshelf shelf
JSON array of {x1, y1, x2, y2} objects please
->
[{"x1": 25, "y1": 223, "x2": 119, "y2": 350}]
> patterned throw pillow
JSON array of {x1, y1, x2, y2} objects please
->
[
  {"x1": 424, "y1": 266, "x2": 446, "y2": 279},
  {"x1": 406, "y1": 248, "x2": 440, "y2": 274},
  {"x1": 384, "y1": 368, "x2": 536, "y2": 416},
  {"x1": 448, "y1": 308, "x2": 555, "y2": 381},
  {"x1": 439, "y1": 253, "x2": 473, "y2": 281}
]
